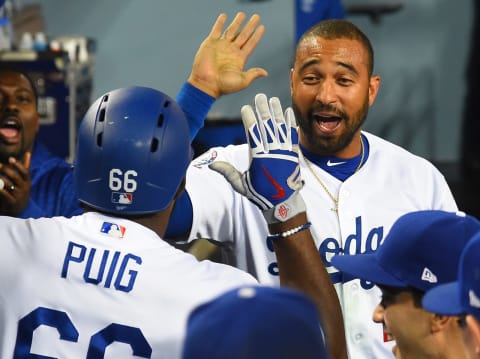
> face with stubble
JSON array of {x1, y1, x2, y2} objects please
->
[
  {"x1": 290, "y1": 36, "x2": 380, "y2": 158},
  {"x1": 0, "y1": 70, "x2": 39, "y2": 164}
]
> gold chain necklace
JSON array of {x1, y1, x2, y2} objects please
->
[{"x1": 302, "y1": 137, "x2": 365, "y2": 212}]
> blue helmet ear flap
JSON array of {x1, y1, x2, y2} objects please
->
[{"x1": 74, "y1": 86, "x2": 190, "y2": 215}]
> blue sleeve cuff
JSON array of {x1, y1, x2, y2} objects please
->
[{"x1": 176, "y1": 82, "x2": 216, "y2": 141}]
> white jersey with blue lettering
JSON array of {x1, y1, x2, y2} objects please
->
[
  {"x1": 0, "y1": 212, "x2": 257, "y2": 358},
  {"x1": 185, "y1": 131, "x2": 458, "y2": 359}
]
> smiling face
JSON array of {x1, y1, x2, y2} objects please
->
[
  {"x1": 373, "y1": 286, "x2": 432, "y2": 358},
  {"x1": 290, "y1": 36, "x2": 380, "y2": 157},
  {"x1": 373, "y1": 285, "x2": 471, "y2": 359},
  {"x1": 0, "y1": 70, "x2": 39, "y2": 163}
]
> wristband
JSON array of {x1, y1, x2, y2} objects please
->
[{"x1": 267, "y1": 222, "x2": 311, "y2": 241}]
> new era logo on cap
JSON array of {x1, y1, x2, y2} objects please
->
[
  {"x1": 469, "y1": 290, "x2": 480, "y2": 309},
  {"x1": 421, "y1": 267, "x2": 438, "y2": 284}
]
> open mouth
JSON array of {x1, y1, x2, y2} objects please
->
[
  {"x1": 314, "y1": 114, "x2": 342, "y2": 133},
  {"x1": 0, "y1": 117, "x2": 21, "y2": 142}
]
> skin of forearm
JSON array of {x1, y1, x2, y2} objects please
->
[{"x1": 270, "y1": 212, "x2": 348, "y2": 359}]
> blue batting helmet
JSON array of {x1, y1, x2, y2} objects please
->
[{"x1": 74, "y1": 86, "x2": 191, "y2": 215}]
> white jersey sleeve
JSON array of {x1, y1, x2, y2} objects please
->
[
  {"x1": 185, "y1": 144, "x2": 270, "y2": 275},
  {"x1": 0, "y1": 212, "x2": 257, "y2": 358},
  {"x1": 185, "y1": 132, "x2": 458, "y2": 359}
]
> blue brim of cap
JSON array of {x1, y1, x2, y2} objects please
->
[
  {"x1": 331, "y1": 253, "x2": 407, "y2": 287},
  {"x1": 422, "y1": 282, "x2": 463, "y2": 315}
]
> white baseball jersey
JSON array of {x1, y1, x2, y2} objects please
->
[
  {"x1": 186, "y1": 131, "x2": 458, "y2": 359},
  {"x1": 0, "y1": 212, "x2": 257, "y2": 358}
]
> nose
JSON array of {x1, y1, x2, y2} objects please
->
[
  {"x1": 1, "y1": 95, "x2": 17, "y2": 113},
  {"x1": 315, "y1": 80, "x2": 337, "y2": 105},
  {"x1": 372, "y1": 303, "x2": 385, "y2": 323}
]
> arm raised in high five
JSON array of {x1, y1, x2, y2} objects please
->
[
  {"x1": 176, "y1": 12, "x2": 268, "y2": 140},
  {"x1": 187, "y1": 12, "x2": 267, "y2": 99},
  {"x1": 210, "y1": 93, "x2": 348, "y2": 359}
]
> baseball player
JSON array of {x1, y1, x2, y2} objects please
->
[
  {"x1": 0, "y1": 86, "x2": 342, "y2": 358},
  {"x1": 166, "y1": 19, "x2": 458, "y2": 358},
  {"x1": 331, "y1": 210, "x2": 480, "y2": 359},
  {"x1": 0, "y1": 11, "x2": 266, "y2": 219},
  {"x1": 0, "y1": 67, "x2": 82, "y2": 218}
]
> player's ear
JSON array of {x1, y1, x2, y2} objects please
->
[
  {"x1": 368, "y1": 75, "x2": 380, "y2": 106},
  {"x1": 430, "y1": 313, "x2": 454, "y2": 333}
]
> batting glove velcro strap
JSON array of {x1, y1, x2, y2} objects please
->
[{"x1": 262, "y1": 192, "x2": 306, "y2": 224}]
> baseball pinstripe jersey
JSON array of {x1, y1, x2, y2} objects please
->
[
  {"x1": 0, "y1": 212, "x2": 257, "y2": 358},
  {"x1": 185, "y1": 131, "x2": 458, "y2": 358}
]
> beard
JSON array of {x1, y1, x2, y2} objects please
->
[{"x1": 293, "y1": 98, "x2": 369, "y2": 155}]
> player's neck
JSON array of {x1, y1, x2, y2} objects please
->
[{"x1": 300, "y1": 134, "x2": 368, "y2": 181}]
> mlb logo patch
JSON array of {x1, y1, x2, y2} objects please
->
[
  {"x1": 100, "y1": 221, "x2": 126, "y2": 238},
  {"x1": 112, "y1": 192, "x2": 133, "y2": 205}
]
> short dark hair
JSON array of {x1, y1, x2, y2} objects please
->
[
  {"x1": 0, "y1": 66, "x2": 39, "y2": 106},
  {"x1": 297, "y1": 19, "x2": 375, "y2": 76},
  {"x1": 378, "y1": 284, "x2": 425, "y2": 308}
]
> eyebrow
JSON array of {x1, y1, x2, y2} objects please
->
[
  {"x1": 297, "y1": 59, "x2": 360, "y2": 77},
  {"x1": 15, "y1": 88, "x2": 34, "y2": 96}
]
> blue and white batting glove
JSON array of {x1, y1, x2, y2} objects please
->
[{"x1": 209, "y1": 93, "x2": 305, "y2": 224}]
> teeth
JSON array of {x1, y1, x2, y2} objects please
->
[{"x1": 1, "y1": 120, "x2": 18, "y2": 128}]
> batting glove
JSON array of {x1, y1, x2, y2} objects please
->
[{"x1": 209, "y1": 93, "x2": 305, "y2": 223}]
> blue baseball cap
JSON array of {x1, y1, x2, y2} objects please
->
[
  {"x1": 331, "y1": 210, "x2": 480, "y2": 292},
  {"x1": 182, "y1": 286, "x2": 329, "y2": 359},
  {"x1": 422, "y1": 232, "x2": 480, "y2": 319}
]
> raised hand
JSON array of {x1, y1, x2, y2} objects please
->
[
  {"x1": 187, "y1": 12, "x2": 268, "y2": 99},
  {"x1": 0, "y1": 152, "x2": 32, "y2": 216},
  {"x1": 210, "y1": 93, "x2": 305, "y2": 223}
]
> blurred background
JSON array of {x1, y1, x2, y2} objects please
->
[{"x1": 0, "y1": 0, "x2": 478, "y2": 216}]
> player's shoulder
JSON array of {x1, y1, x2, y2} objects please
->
[
  {"x1": 196, "y1": 257, "x2": 258, "y2": 285},
  {"x1": 0, "y1": 215, "x2": 67, "y2": 247},
  {"x1": 364, "y1": 131, "x2": 438, "y2": 169}
]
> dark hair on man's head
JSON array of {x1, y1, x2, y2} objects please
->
[
  {"x1": 0, "y1": 66, "x2": 38, "y2": 106},
  {"x1": 378, "y1": 284, "x2": 425, "y2": 308},
  {"x1": 297, "y1": 19, "x2": 375, "y2": 76}
]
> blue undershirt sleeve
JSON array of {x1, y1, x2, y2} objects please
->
[
  {"x1": 165, "y1": 190, "x2": 193, "y2": 239},
  {"x1": 176, "y1": 82, "x2": 216, "y2": 141},
  {"x1": 18, "y1": 198, "x2": 45, "y2": 219}
]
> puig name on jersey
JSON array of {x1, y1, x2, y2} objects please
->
[
  {"x1": 267, "y1": 216, "x2": 384, "y2": 290},
  {"x1": 62, "y1": 241, "x2": 141, "y2": 292}
]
